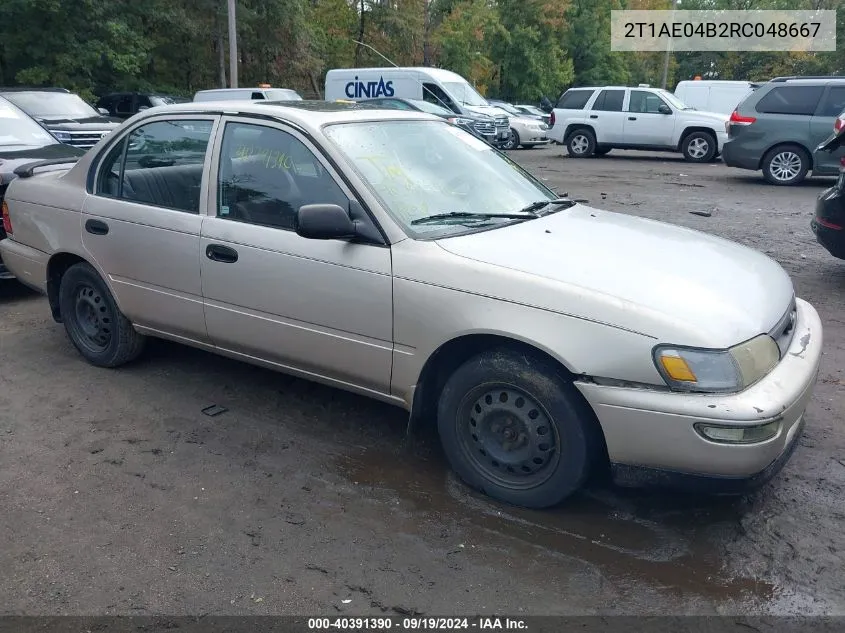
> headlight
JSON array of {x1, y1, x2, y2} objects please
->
[
  {"x1": 454, "y1": 117, "x2": 474, "y2": 125},
  {"x1": 653, "y1": 334, "x2": 780, "y2": 393},
  {"x1": 53, "y1": 131, "x2": 72, "y2": 142}
]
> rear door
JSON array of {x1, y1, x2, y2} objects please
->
[
  {"x1": 623, "y1": 90, "x2": 676, "y2": 146},
  {"x1": 587, "y1": 89, "x2": 626, "y2": 144},
  {"x1": 812, "y1": 85, "x2": 845, "y2": 174}
]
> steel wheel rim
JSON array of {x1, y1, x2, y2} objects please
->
[
  {"x1": 571, "y1": 135, "x2": 589, "y2": 154},
  {"x1": 456, "y1": 384, "x2": 561, "y2": 490},
  {"x1": 72, "y1": 283, "x2": 113, "y2": 353},
  {"x1": 770, "y1": 151, "x2": 802, "y2": 181},
  {"x1": 688, "y1": 137, "x2": 709, "y2": 159}
]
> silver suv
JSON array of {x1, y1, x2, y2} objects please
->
[{"x1": 721, "y1": 76, "x2": 845, "y2": 185}]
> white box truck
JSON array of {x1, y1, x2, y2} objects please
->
[{"x1": 324, "y1": 66, "x2": 512, "y2": 146}]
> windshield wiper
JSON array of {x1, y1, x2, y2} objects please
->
[
  {"x1": 516, "y1": 198, "x2": 578, "y2": 215},
  {"x1": 411, "y1": 211, "x2": 537, "y2": 225}
]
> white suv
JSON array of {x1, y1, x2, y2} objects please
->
[{"x1": 547, "y1": 85, "x2": 729, "y2": 162}]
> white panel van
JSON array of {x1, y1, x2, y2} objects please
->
[
  {"x1": 673, "y1": 80, "x2": 757, "y2": 115},
  {"x1": 324, "y1": 67, "x2": 511, "y2": 144}
]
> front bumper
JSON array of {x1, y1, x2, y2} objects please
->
[{"x1": 575, "y1": 297, "x2": 822, "y2": 490}]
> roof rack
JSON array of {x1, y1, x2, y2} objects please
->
[{"x1": 771, "y1": 75, "x2": 844, "y2": 82}]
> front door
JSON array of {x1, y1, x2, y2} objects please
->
[
  {"x1": 83, "y1": 115, "x2": 218, "y2": 343},
  {"x1": 199, "y1": 118, "x2": 394, "y2": 394},
  {"x1": 623, "y1": 90, "x2": 676, "y2": 146}
]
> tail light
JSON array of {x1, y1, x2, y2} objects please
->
[
  {"x1": 729, "y1": 110, "x2": 756, "y2": 125},
  {"x1": 839, "y1": 156, "x2": 845, "y2": 173},
  {"x1": 1, "y1": 200, "x2": 12, "y2": 235},
  {"x1": 835, "y1": 117, "x2": 845, "y2": 134},
  {"x1": 549, "y1": 111, "x2": 555, "y2": 127}
]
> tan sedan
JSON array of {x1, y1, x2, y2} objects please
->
[{"x1": 0, "y1": 101, "x2": 823, "y2": 508}]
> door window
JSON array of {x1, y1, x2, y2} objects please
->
[
  {"x1": 628, "y1": 91, "x2": 668, "y2": 114},
  {"x1": 755, "y1": 86, "x2": 824, "y2": 116},
  {"x1": 94, "y1": 119, "x2": 214, "y2": 213},
  {"x1": 593, "y1": 89, "x2": 625, "y2": 112},
  {"x1": 817, "y1": 86, "x2": 845, "y2": 118},
  {"x1": 217, "y1": 122, "x2": 348, "y2": 230}
]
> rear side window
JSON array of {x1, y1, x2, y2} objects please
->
[
  {"x1": 755, "y1": 86, "x2": 824, "y2": 116},
  {"x1": 557, "y1": 90, "x2": 594, "y2": 110},
  {"x1": 593, "y1": 89, "x2": 624, "y2": 112},
  {"x1": 817, "y1": 86, "x2": 845, "y2": 117}
]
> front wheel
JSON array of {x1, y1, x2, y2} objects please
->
[
  {"x1": 503, "y1": 128, "x2": 520, "y2": 150},
  {"x1": 437, "y1": 349, "x2": 598, "y2": 508},
  {"x1": 58, "y1": 262, "x2": 146, "y2": 367},
  {"x1": 681, "y1": 131, "x2": 717, "y2": 162}
]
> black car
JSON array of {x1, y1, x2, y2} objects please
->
[
  {"x1": 811, "y1": 112, "x2": 845, "y2": 259},
  {"x1": 359, "y1": 97, "x2": 498, "y2": 146},
  {"x1": 97, "y1": 92, "x2": 191, "y2": 120},
  {"x1": 0, "y1": 88, "x2": 121, "y2": 150},
  {"x1": 0, "y1": 96, "x2": 84, "y2": 279}
]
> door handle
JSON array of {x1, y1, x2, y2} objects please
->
[
  {"x1": 589, "y1": 115, "x2": 598, "y2": 119},
  {"x1": 628, "y1": 117, "x2": 637, "y2": 121},
  {"x1": 85, "y1": 219, "x2": 109, "y2": 235},
  {"x1": 205, "y1": 244, "x2": 238, "y2": 263}
]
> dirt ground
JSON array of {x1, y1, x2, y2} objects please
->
[{"x1": 1, "y1": 148, "x2": 844, "y2": 617}]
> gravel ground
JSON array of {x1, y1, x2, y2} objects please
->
[{"x1": 1, "y1": 147, "x2": 843, "y2": 617}]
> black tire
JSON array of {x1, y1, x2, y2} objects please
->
[
  {"x1": 594, "y1": 146, "x2": 612, "y2": 156},
  {"x1": 437, "y1": 348, "x2": 599, "y2": 508},
  {"x1": 566, "y1": 128, "x2": 596, "y2": 158},
  {"x1": 681, "y1": 131, "x2": 717, "y2": 163},
  {"x1": 58, "y1": 262, "x2": 145, "y2": 367},
  {"x1": 762, "y1": 144, "x2": 810, "y2": 186},
  {"x1": 503, "y1": 128, "x2": 520, "y2": 150}
]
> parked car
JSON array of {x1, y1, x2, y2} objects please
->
[
  {"x1": 0, "y1": 95, "x2": 84, "y2": 279},
  {"x1": 513, "y1": 104, "x2": 552, "y2": 126},
  {"x1": 811, "y1": 111, "x2": 845, "y2": 258},
  {"x1": 97, "y1": 92, "x2": 190, "y2": 120},
  {"x1": 486, "y1": 100, "x2": 551, "y2": 149},
  {"x1": 0, "y1": 101, "x2": 822, "y2": 509},
  {"x1": 674, "y1": 80, "x2": 759, "y2": 115},
  {"x1": 359, "y1": 97, "x2": 497, "y2": 145},
  {"x1": 0, "y1": 88, "x2": 121, "y2": 150},
  {"x1": 722, "y1": 76, "x2": 845, "y2": 185},
  {"x1": 548, "y1": 85, "x2": 729, "y2": 162},
  {"x1": 193, "y1": 87, "x2": 303, "y2": 102}
]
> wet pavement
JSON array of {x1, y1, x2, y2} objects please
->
[{"x1": 1, "y1": 149, "x2": 843, "y2": 616}]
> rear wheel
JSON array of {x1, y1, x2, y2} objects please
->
[
  {"x1": 58, "y1": 262, "x2": 146, "y2": 367},
  {"x1": 566, "y1": 128, "x2": 596, "y2": 158},
  {"x1": 762, "y1": 145, "x2": 810, "y2": 185},
  {"x1": 437, "y1": 348, "x2": 598, "y2": 508}
]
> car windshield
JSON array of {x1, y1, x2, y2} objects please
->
[
  {"x1": 0, "y1": 98, "x2": 56, "y2": 147},
  {"x1": 442, "y1": 81, "x2": 488, "y2": 107},
  {"x1": 408, "y1": 99, "x2": 452, "y2": 116},
  {"x1": 495, "y1": 103, "x2": 522, "y2": 115},
  {"x1": 520, "y1": 106, "x2": 544, "y2": 116},
  {"x1": 4, "y1": 92, "x2": 100, "y2": 118},
  {"x1": 324, "y1": 120, "x2": 558, "y2": 238},
  {"x1": 150, "y1": 95, "x2": 189, "y2": 106},
  {"x1": 266, "y1": 89, "x2": 302, "y2": 101},
  {"x1": 659, "y1": 90, "x2": 692, "y2": 110}
]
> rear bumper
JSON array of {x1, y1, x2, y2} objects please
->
[
  {"x1": 575, "y1": 298, "x2": 822, "y2": 489},
  {"x1": 0, "y1": 238, "x2": 49, "y2": 291},
  {"x1": 721, "y1": 138, "x2": 759, "y2": 170}
]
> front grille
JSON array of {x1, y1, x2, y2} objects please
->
[
  {"x1": 56, "y1": 129, "x2": 112, "y2": 149},
  {"x1": 473, "y1": 120, "x2": 495, "y2": 135},
  {"x1": 493, "y1": 116, "x2": 508, "y2": 129},
  {"x1": 770, "y1": 298, "x2": 797, "y2": 358}
]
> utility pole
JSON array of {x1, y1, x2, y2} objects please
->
[
  {"x1": 227, "y1": 0, "x2": 238, "y2": 88},
  {"x1": 661, "y1": 0, "x2": 680, "y2": 89}
]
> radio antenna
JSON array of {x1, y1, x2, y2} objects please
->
[{"x1": 352, "y1": 40, "x2": 400, "y2": 68}]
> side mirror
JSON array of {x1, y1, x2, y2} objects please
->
[
  {"x1": 658, "y1": 104, "x2": 672, "y2": 115},
  {"x1": 97, "y1": 107, "x2": 110, "y2": 116},
  {"x1": 296, "y1": 204, "x2": 357, "y2": 240}
]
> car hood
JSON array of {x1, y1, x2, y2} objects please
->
[
  {"x1": 0, "y1": 143, "x2": 85, "y2": 186},
  {"x1": 679, "y1": 109, "x2": 729, "y2": 125},
  {"x1": 434, "y1": 205, "x2": 794, "y2": 348},
  {"x1": 463, "y1": 104, "x2": 510, "y2": 119},
  {"x1": 38, "y1": 116, "x2": 122, "y2": 128}
]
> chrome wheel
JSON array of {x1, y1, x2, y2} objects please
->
[
  {"x1": 769, "y1": 151, "x2": 803, "y2": 182},
  {"x1": 687, "y1": 136, "x2": 709, "y2": 159},
  {"x1": 457, "y1": 385, "x2": 560, "y2": 490},
  {"x1": 570, "y1": 134, "x2": 590, "y2": 155}
]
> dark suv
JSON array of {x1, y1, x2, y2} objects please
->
[
  {"x1": 97, "y1": 92, "x2": 190, "y2": 120},
  {"x1": 0, "y1": 88, "x2": 121, "y2": 150},
  {"x1": 722, "y1": 76, "x2": 845, "y2": 185}
]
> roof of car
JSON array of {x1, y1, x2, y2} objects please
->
[
  {"x1": 129, "y1": 98, "x2": 440, "y2": 128},
  {"x1": 0, "y1": 87, "x2": 70, "y2": 93}
]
